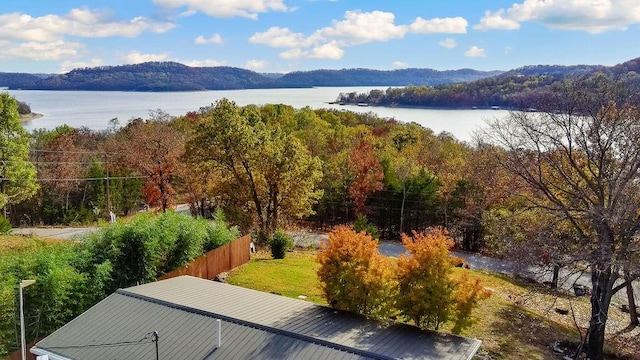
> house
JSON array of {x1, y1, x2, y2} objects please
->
[{"x1": 31, "y1": 276, "x2": 482, "y2": 359}]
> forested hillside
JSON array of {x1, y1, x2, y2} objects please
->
[
  {"x1": 274, "y1": 68, "x2": 502, "y2": 87},
  {"x1": 336, "y1": 57, "x2": 640, "y2": 109},
  {"x1": 0, "y1": 62, "x2": 501, "y2": 91}
]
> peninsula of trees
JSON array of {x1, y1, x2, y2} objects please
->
[{"x1": 336, "y1": 57, "x2": 640, "y2": 109}]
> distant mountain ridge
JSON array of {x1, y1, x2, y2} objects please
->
[
  {"x1": 1, "y1": 58, "x2": 636, "y2": 94},
  {"x1": 1, "y1": 62, "x2": 502, "y2": 91}
]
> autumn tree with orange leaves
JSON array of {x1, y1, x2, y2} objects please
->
[
  {"x1": 111, "y1": 116, "x2": 185, "y2": 212},
  {"x1": 347, "y1": 139, "x2": 383, "y2": 214},
  {"x1": 317, "y1": 226, "x2": 489, "y2": 331},
  {"x1": 38, "y1": 129, "x2": 84, "y2": 212},
  {"x1": 316, "y1": 226, "x2": 396, "y2": 318}
]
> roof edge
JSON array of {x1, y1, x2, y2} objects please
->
[
  {"x1": 466, "y1": 339, "x2": 482, "y2": 360},
  {"x1": 31, "y1": 346, "x2": 73, "y2": 360}
]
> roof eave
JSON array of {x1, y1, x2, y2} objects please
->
[{"x1": 31, "y1": 346, "x2": 73, "y2": 360}]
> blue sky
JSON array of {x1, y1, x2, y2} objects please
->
[{"x1": 1, "y1": 0, "x2": 638, "y2": 74}]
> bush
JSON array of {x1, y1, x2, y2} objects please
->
[
  {"x1": 353, "y1": 214, "x2": 379, "y2": 239},
  {"x1": 316, "y1": 226, "x2": 396, "y2": 318},
  {"x1": 79, "y1": 211, "x2": 238, "y2": 292},
  {"x1": 0, "y1": 241, "x2": 94, "y2": 357},
  {"x1": 0, "y1": 217, "x2": 10, "y2": 234},
  {"x1": 204, "y1": 208, "x2": 240, "y2": 252},
  {"x1": 270, "y1": 230, "x2": 293, "y2": 259},
  {"x1": 315, "y1": 226, "x2": 490, "y2": 330},
  {"x1": 396, "y1": 228, "x2": 491, "y2": 332},
  {"x1": 17, "y1": 101, "x2": 31, "y2": 115}
]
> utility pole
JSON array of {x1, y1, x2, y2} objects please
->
[{"x1": 104, "y1": 153, "x2": 111, "y2": 217}]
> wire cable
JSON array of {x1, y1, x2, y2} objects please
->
[{"x1": 42, "y1": 332, "x2": 157, "y2": 350}]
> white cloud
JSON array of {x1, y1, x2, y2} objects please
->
[
  {"x1": 279, "y1": 48, "x2": 303, "y2": 59},
  {"x1": 308, "y1": 41, "x2": 344, "y2": 59},
  {"x1": 438, "y1": 38, "x2": 457, "y2": 49},
  {"x1": 245, "y1": 59, "x2": 268, "y2": 69},
  {"x1": 153, "y1": 0, "x2": 289, "y2": 19},
  {"x1": 0, "y1": 40, "x2": 83, "y2": 61},
  {"x1": 251, "y1": 10, "x2": 471, "y2": 61},
  {"x1": 464, "y1": 46, "x2": 486, "y2": 57},
  {"x1": 309, "y1": 10, "x2": 407, "y2": 46},
  {"x1": 195, "y1": 34, "x2": 223, "y2": 45},
  {"x1": 474, "y1": 10, "x2": 520, "y2": 31},
  {"x1": 181, "y1": 59, "x2": 227, "y2": 67},
  {"x1": 249, "y1": 27, "x2": 306, "y2": 47},
  {"x1": 124, "y1": 51, "x2": 170, "y2": 64},
  {"x1": 409, "y1": 17, "x2": 467, "y2": 34},
  {"x1": 60, "y1": 58, "x2": 104, "y2": 72},
  {"x1": 475, "y1": 0, "x2": 640, "y2": 33},
  {"x1": 392, "y1": 61, "x2": 408, "y2": 68},
  {"x1": 505, "y1": 46, "x2": 513, "y2": 54},
  {"x1": 279, "y1": 42, "x2": 344, "y2": 60},
  {"x1": 0, "y1": 9, "x2": 175, "y2": 42}
]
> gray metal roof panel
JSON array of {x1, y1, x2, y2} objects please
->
[
  {"x1": 34, "y1": 275, "x2": 481, "y2": 360},
  {"x1": 34, "y1": 292, "x2": 373, "y2": 360},
  {"x1": 125, "y1": 276, "x2": 481, "y2": 360}
]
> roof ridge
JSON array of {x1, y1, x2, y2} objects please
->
[{"x1": 117, "y1": 289, "x2": 395, "y2": 360}]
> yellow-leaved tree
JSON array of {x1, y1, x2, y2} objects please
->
[
  {"x1": 396, "y1": 228, "x2": 490, "y2": 332},
  {"x1": 316, "y1": 226, "x2": 396, "y2": 318}
]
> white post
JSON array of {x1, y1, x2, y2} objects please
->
[
  {"x1": 20, "y1": 280, "x2": 36, "y2": 360},
  {"x1": 20, "y1": 283, "x2": 25, "y2": 360},
  {"x1": 216, "y1": 319, "x2": 221, "y2": 348}
]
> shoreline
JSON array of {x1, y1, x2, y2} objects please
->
[{"x1": 20, "y1": 113, "x2": 43, "y2": 122}]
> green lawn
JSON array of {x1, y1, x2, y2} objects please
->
[
  {"x1": 227, "y1": 250, "x2": 634, "y2": 359},
  {"x1": 227, "y1": 250, "x2": 326, "y2": 304}
]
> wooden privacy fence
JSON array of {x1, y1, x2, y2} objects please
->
[{"x1": 158, "y1": 235, "x2": 251, "y2": 281}]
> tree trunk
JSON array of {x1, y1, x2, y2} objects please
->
[
  {"x1": 399, "y1": 184, "x2": 406, "y2": 235},
  {"x1": 625, "y1": 273, "x2": 639, "y2": 327},
  {"x1": 587, "y1": 265, "x2": 614, "y2": 360},
  {"x1": 552, "y1": 264, "x2": 560, "y2": 288}
]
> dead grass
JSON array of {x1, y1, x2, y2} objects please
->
[{"x1": 0, "y1": 235, "x2": 62, "y2": 253}]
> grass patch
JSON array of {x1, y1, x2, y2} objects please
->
[
  {"x1": 444, "y1": 268, "x2": 582, "y2": 359},
  {"x1": 227, "y1": 250, "x2": 326, "y2": 305}
]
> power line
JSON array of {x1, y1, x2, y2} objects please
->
[
  {"x1": 3, "y1": 160, "x2": 99, "y2": 165},
  {"x1": 0, "y1": 175, "x2": 148, "y2": 181},
  {"x1": 43, "y1": 331, "x2": 157, "y2": 350},
  {"x1": 28, "y1": 148, "x2": 107, "y2": 155}
]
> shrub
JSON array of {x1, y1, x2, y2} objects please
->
[
  {"x1": 0, "y1": 217, "x2": 10, "y2": 234},
  {"x1": 0, "y1": 241, "x2": 94, "y2": 356},
  {"x1": 396, "y1": 228, "x2": 490, "y2": 332},
  {"x1": 17, "y1": 101, "x2": 31, "y2": 115},
  {"x1": 353, "y1": 214, "x2": 379, "y2": 239},
  {"x1": 315, "y1": 226, "x2": 490, "y2": 330},
  {"x1": 204, "y1": 208, "x2": 240, "y2": 252},
  {"x1": 316, "y1": 226, "x2": 396, "y2": 318},
  {"x1": 270, "y1": 230, "x2": 293, "y2": 259},
  {"x1": 79, "y1": 211, "x2": 238, "y2": 292}
]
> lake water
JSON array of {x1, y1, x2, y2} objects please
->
[{"x1": 7, "y1": 87, "x2": 511, "y2": 142}]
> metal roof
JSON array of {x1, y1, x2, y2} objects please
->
[{"x1": 33, "y1": 276, "x2": 481, "y2": 360}]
